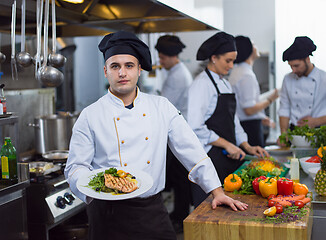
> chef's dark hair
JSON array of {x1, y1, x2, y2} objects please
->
[
  {"x1": 98, "y1": 31, "x2": 152, "y2": 71},
  {"x1": 234, "y1": 36, "x2": 253, "y2": 63}
]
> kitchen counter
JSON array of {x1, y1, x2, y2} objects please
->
[{"x1": 184, "y1": 152, "x2": 326, "y2": 240}]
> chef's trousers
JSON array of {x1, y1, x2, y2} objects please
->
[{"x1": 87, "y1": 192, "x2": 177, "y2": 240}]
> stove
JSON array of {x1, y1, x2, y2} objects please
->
[{"x1": 26, "y1": 162, "x2": 86, "y2": 240}]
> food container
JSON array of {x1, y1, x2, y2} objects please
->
[
  {"x1": 291, "y1": 147, "x2": 318, "y2": 158},
  {"x1": 29, "y1": 161, "x2": 61, "y2": 176},
  {"x1": 291, "y1": 135, "x2": 312, "y2": 148},
  {"x1": 308, "y1": 167, "x2": 320, "y2": 180},
  {"x1": 299, "y1": 156, "x2": 321, "y2": 174}
]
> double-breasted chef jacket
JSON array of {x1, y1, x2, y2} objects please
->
[
  {"x1": 279, "y1": 66, "x2": 326, "y2": 126},
  {"x1": 65, "y1": 88, "x2": 221, "y2": 203}
]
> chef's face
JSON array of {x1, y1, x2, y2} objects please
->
[
  {"x1": 104, "y1": 54, "x2": 141, "y2": 99},
  {"x1": 211, "y1": 51, "x2": 237, "y2": 75},
  {"x1": 288, "y1": 58, "x2": 309, "y2": 77},
  {"x1": 158, "y1": 53, "x2": 176, "y2": 70}
]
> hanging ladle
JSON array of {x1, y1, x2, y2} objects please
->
[
  {"x1": 11, "y1": 0, "x2": 18, "y2": 81},
  {"x1": 33, "y1": 0, "x2": 44, "y2": 73},
  {"x1": 48, "y1": 0, "x2": 66, "y2": 68},
  {"x1": 16, "y1": 0, "x2": 32, "y2": 67},
  {"x1": 37, "y1": 0, "x2": 63, "y2": 87},
  {"x1": 0, "y1": 33, "x2": 6, "y2": 64}
]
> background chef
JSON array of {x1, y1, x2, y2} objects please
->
[
  {"x1": 278, "y1": 36, "x2": 326, "y2": 143},
  {"x1": 65, "y1": 31, "x2": 248, "y2": 240}
]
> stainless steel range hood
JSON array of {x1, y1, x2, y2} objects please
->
[{"x1": 0, "y1": 0, "x2": 218, "y2": 37}]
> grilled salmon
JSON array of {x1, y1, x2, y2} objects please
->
[{"x1": 104, "y1": 173, "x2": 138, "y2": 193}]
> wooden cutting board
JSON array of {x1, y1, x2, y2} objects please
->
[{"x1": 184, "y1": 192, "x2": 312, "y2": 240}]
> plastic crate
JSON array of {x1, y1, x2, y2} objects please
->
[{"x1": 290, "y1": 147, "x2": 318, "y2": 158}]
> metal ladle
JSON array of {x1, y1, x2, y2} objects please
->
[
  {"x1": 11, "y1": 0, "x2": 18, "y2": 81},
  {"x1": 37, "y1": 0, "x2": 63, "y2": 87},
  {"x1": 16, "y1": 0, "x2": 32, "y2": 67},
  {"x1": 0, "y1": 52, "x2": 5, "y2": 64},
  {"x1": 48, "y1": 0, "x2": 66, "y2": 68}
]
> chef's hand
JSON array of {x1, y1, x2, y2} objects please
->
[
  {"x1": 277, "y1": 136, "x2": 289, "y2": 147},
  {"x1": 297, "y1": 116, "x2": 318, "y2": 128},
  {"x1": 211, "y1": 187, "x2": 248, "y2": 211},
  {"x1": 225, "y1": 143, "x2": 246, "y2": 161},
  {"x1": 241, "y1": 142, "x2": 269, "y2": 158},
  {"x1": 262, "y1": 117, "x2": 276, "y2": 128}
]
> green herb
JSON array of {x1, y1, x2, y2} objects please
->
[
  {"x1": 105, "y1": 167, "x2": 119, "y2": 177},
  {"x1": 233, "y1": 167, "x2": 268, "y2": 195},
  {"x1": 88, "y1": 171, "x2": 113, "y2": 193},
  {"x1": 259, "y1": 206, "x2": 308, "y2": 224}
]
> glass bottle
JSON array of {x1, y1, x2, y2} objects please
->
[
  {"x1": 0, "y1": 84, "x2": 7, "y2": 114},
  {"x1": 1, "y1": 137, "x2": 17, "y2": 182},
  {"x1": 290, "y1": 157, "x2": 300, "y2": 183}
]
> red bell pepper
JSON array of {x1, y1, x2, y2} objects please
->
[
  {"x1": 277, "y1": 177, "x2": 294, "y2": 195},
  {"x1": 252, "y1": 176, "x2": 267, "y2": 195}
]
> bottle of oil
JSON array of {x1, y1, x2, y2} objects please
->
[{"x1": 1, "y1": 137, "x2": 17, "y2": 183}]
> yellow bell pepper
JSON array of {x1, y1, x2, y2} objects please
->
[
  {"x1": 224, "y1": 174, "x2": 242, "y2": 192},
  {"x1": 259, "y1": 177, "x2": 278, "y2": 198}
]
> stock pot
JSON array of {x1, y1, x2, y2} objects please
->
[{"x1": 29, "y1": 112, "x2": 79, "y2": 154}]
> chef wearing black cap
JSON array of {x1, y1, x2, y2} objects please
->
[
  {"x1": 155, "y1": 35, "x2": 192, "y2": 233},
  {"x1": 229, "y1": 36, "x2": 279, "y2": 147},
  {"x1": 278, "y1": 36, "x2": 326, "y2": 140},
  {"x1": 65, "y1": 31, "x2": 248, "y2": 240},
  {"x1": 187, "y1": 32, "x2": 269, "y2": 207}
]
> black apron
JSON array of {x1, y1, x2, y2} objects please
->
[
  {"x1": 87, "y1": 193, "x2": 176, "y2": 240},
  {"x1": 240, "y1": 119, "x2": 265, "y2": 147},
  {"x1": 191, "y1": 68, "x2": 243, "y2": 207}
]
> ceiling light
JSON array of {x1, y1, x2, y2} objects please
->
[{"x1": 62, "y1": 0, "x2": 84, "y2": 4}]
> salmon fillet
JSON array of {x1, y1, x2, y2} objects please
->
[{"x1": 104, "y1": 173, "x2": 138, "y2": 193}]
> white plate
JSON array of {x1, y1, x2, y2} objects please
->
[
  {"x1": 77, "y1": 168, "x2": 153, "y2": 200},
  {"x1": 265, "y1": 145, "x2": 292, "y2": 155}
]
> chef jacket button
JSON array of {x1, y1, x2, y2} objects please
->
[
  {"x1": 311, "y1": 93, "x2": 313, "y2": 96},
  {"x1": 296, "y1": 117, "x2": 298, "y2": 120},
  {"x1": 147, "y1": 160, "x2": 150, "y2": 164},
  {"x1": 145, "y1": 137, "x2": 149, "y2": 140},
  {"x1": 121, "y1": 140, "x2": 125, "y2": 144},
  {"x1": 296, "y1": 104, "x2": 299, "y2": 107},
  {"x1": 124, "y1": 163, "x2": 127, "y2": 166},
  {"x1": 309, "y1": 106, "x2": 312, "y2": 109},
  {"x1": 143, "y1": 113, "x2": 146, "y2": 117},
  {"x1": 312, "y1": 79, "x2": 315, "y2": 82},
  {"x1": 117, "y1": 117, "x2": 120, "y2": 121},
  {"x1": 295, "y1": 91, "x2": 298, "y2": 94}
]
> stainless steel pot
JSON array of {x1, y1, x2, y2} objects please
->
[{"x1": 29, "y1": 113, "x2": 79, "y2": 154}]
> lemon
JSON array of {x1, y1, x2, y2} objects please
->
[
  {"x1": 263, "y1": 206, "x2": 276, "y2": 217},
  {"x1": 117, "y1": 170, "x2": 127, "y2": 178}
]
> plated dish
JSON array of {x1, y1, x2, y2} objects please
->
[{"x1": 77, "y1": 167, "x2": 153, "y2": 200}]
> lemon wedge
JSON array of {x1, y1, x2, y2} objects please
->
[{"x1": 263, "y1": 206, "x2": 276, "y2": 217}]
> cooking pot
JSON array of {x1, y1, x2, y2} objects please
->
[{"x1": 28, "y1": 113, "x2": 79, "y2": 154}]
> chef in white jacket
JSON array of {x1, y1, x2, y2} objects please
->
[{"x1": 64, "y1": 31, "x2": 247, "y2": 240}]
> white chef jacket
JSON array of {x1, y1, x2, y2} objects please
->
[
  {"x1": 187, "y1": 70, "x2": 248, "y2": 153},
  {"x1": 278, "y1": 66, "x2": 326, "y2": 125},
  {"x1": 65, "y1": 88, "x2": 221, "y2": 203},
  {"x1": 161, "y1": 62, "x2": 192, "y2": 119},
  {"x1": 229, "y1": 62, "x2": 266, "y2": 121}
]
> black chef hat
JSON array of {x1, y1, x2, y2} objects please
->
[
  {"x1": 155, "y1": 35, "x2": 186, "y2": 56},
  {"x1": 196, "y1": 32, "x2": 236, "y2": 61},
  {"x1": 98, "y1": 31, "x2": 152, "y2": 71},
  {"x1": 282, "y1": 36, "x2": 316, "y2": 62},
  {"x1": 234, "y1": 36, "x2": 253, "y2": 63}
]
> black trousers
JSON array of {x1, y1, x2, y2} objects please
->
[
  {"x1": 87, "y1": 193, "x2": 177, "y2": 240},
  {"x1": 240, "y1": 119, "x2": 265, "y2": 147},
  {"x1": 165, "y1": 146, "x2": 191, "y2": 221}
]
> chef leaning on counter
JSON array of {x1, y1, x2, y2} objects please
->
[
  {"x1": 277, "y1": 36, "x2": 326, "y2": 144},
  {"x1": 64, "y1": 31, "x2": 247, "y2": 240},
  {"x1": 187, "y1": 32, "x2": 269, "y2": 207}
]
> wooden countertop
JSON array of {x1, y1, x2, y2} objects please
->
[{"x1": 184, "y1": 192, "x2": 312, "y2": 240}]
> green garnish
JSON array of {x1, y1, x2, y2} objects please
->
[{"x1": 259, "y1": 206, "x2": 308, "y2": 224}]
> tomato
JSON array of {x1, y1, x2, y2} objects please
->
[
  {"x1": 268, "y1": 200, "x2": 276, "y2": 207},
  {"x1": 294, "y1": 200, "x2": 305, "y2": 209},
  {"x1": 275, "y1": 205, "x2": 283, "y2": 214},
  {"x1": 268, "y1": 194, "x2": 276, "y2": 200},
  {"x1": 306, "y1": 156, "x2": 321, "y2": 163}
]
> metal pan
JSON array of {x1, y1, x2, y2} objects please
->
[{"x1": 42, "y1": 150, "x2": 69, "y2": 162}]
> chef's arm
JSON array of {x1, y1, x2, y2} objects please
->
[
  {"x1": 279, "y1": 116, "x2": 290, "y2": 134},
  {"x1": 244, "y1": 89, "x2": 279, "y2": 116},
  {"x1": 297, "y1": 115, "x2": 326, "y2": 128},
  {"x1": 210, "y1": 187, "x2": 248, "y2": 211}
]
